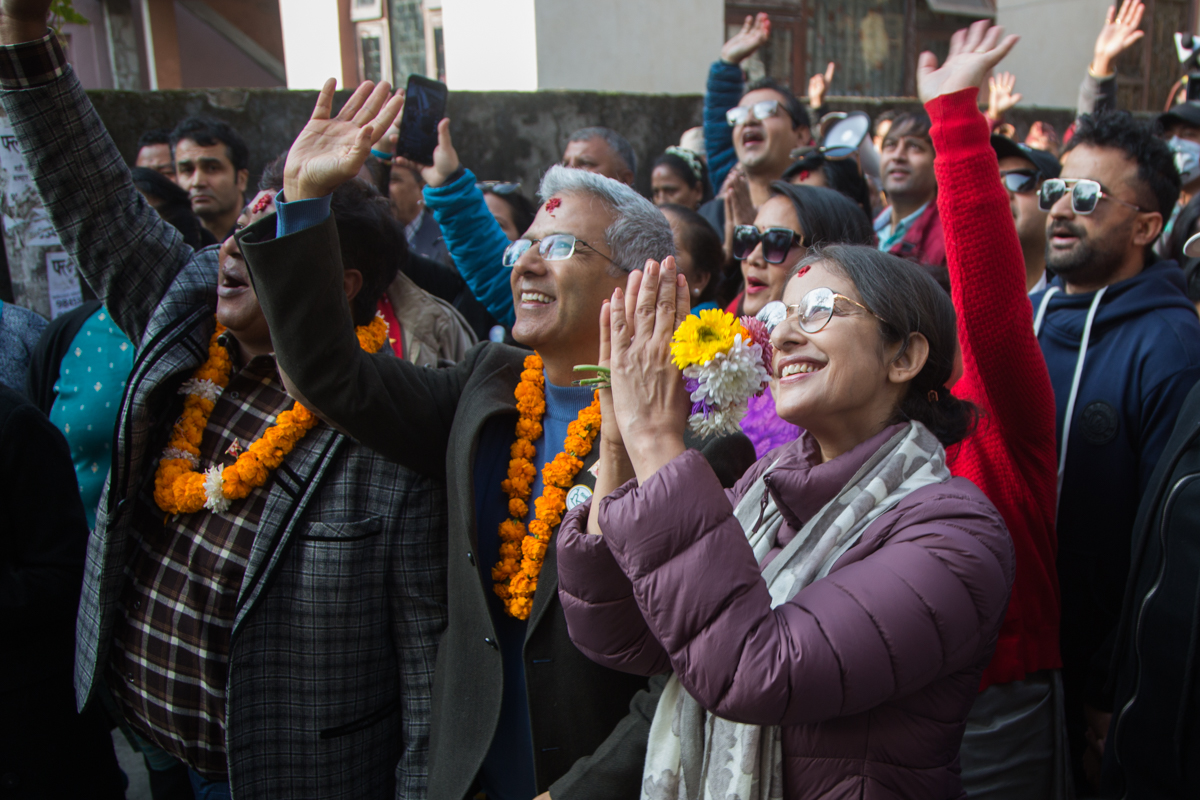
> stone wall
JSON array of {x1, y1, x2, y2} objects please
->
[{"x1": 84, "y1": 86, "x2": 1079, "y2": 199}]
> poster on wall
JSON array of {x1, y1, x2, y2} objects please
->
[
  {"x1": 45, "y1": 250, "x2": 82, "y2": 318},
  {"x1": 0, "y1": 103, "x2": 66, "y2": 319}
]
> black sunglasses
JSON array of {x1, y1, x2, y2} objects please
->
[
  {"x1": 1000, "y1": 169, "x2": 1039, "y2": 194},
  {"x1": 732, "y1": 225, "x2": 803, "y2": 264}
]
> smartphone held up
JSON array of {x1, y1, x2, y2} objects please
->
[{"x1": 396, "y1": 75, "x2": 448, "y2": 165}]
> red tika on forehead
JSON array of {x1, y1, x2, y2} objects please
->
[
  {"x1": 252, "y1": 194, "x2": 273, "y2": 215},
  {"x1": 795, "y1": 265, "x2": 811, "y2": 278},
  {"x1": 544, "y1": 197, "x2": 562, "y2": 214}
]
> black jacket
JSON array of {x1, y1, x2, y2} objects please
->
[
  {"x1": 1104, "y1": 377, "x2": 1200, "y2": 796},
  {"x1": 0, "y1": 384, "x2": 88, "y2": 690}
]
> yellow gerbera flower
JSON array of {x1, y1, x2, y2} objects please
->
[{"x1": 670, "y1": 309, "x2": 748, "y2": 369}]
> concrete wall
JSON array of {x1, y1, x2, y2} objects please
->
[
  {"x1": 442, "y1": 0, "x2": 721, "y2": 94},
  {"x1": 995, "y1": 0, "x2": 1112, "y2": 109}
]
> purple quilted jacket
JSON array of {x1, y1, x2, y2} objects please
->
[{"x1": 557, "y1": 425, "x2": 1014, "y2": 799}]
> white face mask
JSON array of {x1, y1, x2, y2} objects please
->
[{"x1": 1169, "y1": 136, "x2": 1200, "y2": 186}]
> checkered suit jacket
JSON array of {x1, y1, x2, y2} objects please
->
[{"x1": 0, "y1": 61, "x2": 448, "y2": 799}]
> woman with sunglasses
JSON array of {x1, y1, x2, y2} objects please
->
[
  {"x1": 553, "y1": 244, "x2": 1013, "y2": 798},
  {"x1": 732, "y1": 182, "x2": 874, "y2": 455}
]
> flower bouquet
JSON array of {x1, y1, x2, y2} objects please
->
[{"x1": 574, "y1": 308, "x2": 773, "y2": 438}]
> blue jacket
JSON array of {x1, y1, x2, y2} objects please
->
[
  {"x1": 703, "y1": 60, "x2": 744, "y2": 196},
  {"x1": 1031, "y1": 260, "x2": 1200, "y2": 707},
  {"x1": 424, "y1": 168, "x2": 515, "y2": 326}
]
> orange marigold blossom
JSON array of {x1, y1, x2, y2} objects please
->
[
  {"x1": 492, "y1": 352, "x2": 602, "y2": 619},
  {"x1": 153, "y1": 315, "x2": 388, "y2": 515}
]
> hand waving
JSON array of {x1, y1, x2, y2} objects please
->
[
  {"x1": 721, "y1": 13, "x2": 771, "y2": 65},
  {"x1": 283, "y1": 78, "x2": 403, "y2": 201},
  {"x1": 808, "y1": 62, "x2": 836, "y2": 110},
  {"x1": 1091, "y1": 0, "x2": 1144, "y2": 78},
  {"x1": 987, "y1": 71, "x2": 1022, "y2": 121},
  {"x1": 917, "y1": 20, "x2": 1019, "y2": 105}
]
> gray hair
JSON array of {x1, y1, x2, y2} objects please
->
[
  {"x1": 539, "y1": 164, "x2": 675, "y2": 274},
  {"x1": 567, "y1": 126, "x2": 638, "y2": 176}
]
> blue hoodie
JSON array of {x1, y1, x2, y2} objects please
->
[{"x1": 1031, "y1": 260, "x2": 1200, "y2": 708}]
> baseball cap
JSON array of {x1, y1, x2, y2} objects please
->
[
  {"x1": 1159, "y1": 102, "x2": 1200, "y2": 131},
  {"x1": 991, "y1": 134, "x2": 1061, "y2": 179}
]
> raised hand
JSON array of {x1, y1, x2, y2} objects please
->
[
  {"x1": 393, "y1": 114, "x2": 460, "y2": 188},
  {"x1": 0, "y1": 0, "x2": 53, "y2": 43},
  {"x1": 808, "y1": 62, "x2": 836, "y2": 110},
  {"x1": 283, "y1": 78, "x2": 403, "y2": 201},
  {"x1": 606, "y1": 258, "x2": 691, "y2": 483},
  {"x1": 917, "y1": 20, "x2": 1019, "y2": 105},
  {"x1": 987, "y1": 71, "x2": 1022, "y2": 121},
  {"x1": 721, "y1": 12, "x2": 770, "y2": 65},
  {"x1": 1091, "y1": 0, "x2": 1144, "y2": 78}
]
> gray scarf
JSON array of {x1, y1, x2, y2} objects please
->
[{"x1": 641, "y1": 422, "x2": 950, "y2": 800}]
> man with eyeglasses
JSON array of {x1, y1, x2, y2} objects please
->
[
  {"x1": 1028, "y1": 109, "x2": 1200, "y2": 792},
  {"x1": 237, "y1": 83, "x2": 755, "y2": 800},
  {"x1": 991, "y1": 134, "x2": 1060, "y2": 293},
  {"x1": 697, "y1": 13, "x2": 812, "y2": 239}
]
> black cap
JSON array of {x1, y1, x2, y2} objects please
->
[
  {"x1": 991, "y1": 134, "x2": 1061, "y2": 179},
  {"x1": 1159, "y1": 101, "x2": 1200, "y2": 131}
]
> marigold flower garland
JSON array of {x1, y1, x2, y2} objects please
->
[
  {"x1": 153, "y1": 314, "x2": 389, "y2": 515},
  {"x1": 493, "y1": 353, "x2": 602, "y2": 619}
]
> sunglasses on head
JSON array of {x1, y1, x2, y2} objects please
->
[
  {"x1": 782, "y1": 286, "x2": 886, "y2": 334},
  {"x1": 726, "y1": 99, "x2": 783, "y2": 127},
  {"x1": 1037, "y1": 178, "x2": 1147, "y2": 215},
  {"x1": 1000, "y1": 169, "x2": 1039, "y2": 194},
  {"x1": 477, "y1": 181, "x2": 522, "y2": 195},
  {"x1": 501, "y1": 233, "x2": 611, "y2": 267},
  {"x1": 732, "y1": 225, "x2": 803, "y2": 264}
]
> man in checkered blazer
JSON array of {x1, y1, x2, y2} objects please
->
[{"x1": 0, "y1": 7, "x2": 448, "y2": 798}]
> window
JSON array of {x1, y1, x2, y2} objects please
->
[
  {"x1": 357, "y1": 20, "x2": 388, "y2": 84},
  {"x1": 351, "y1": 0, "x2": 384, "y2": 22}
]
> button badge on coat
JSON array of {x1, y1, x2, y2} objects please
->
[{"x1": 565, "y1": 485, "x2": 592, "y2": 511}]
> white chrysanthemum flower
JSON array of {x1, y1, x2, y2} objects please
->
[
  {"x1": 684, "y1": 335, "x2": 770, "y2": 408},
  {"x1": 162, "y1": 447, "x2": 199, "y2": 467},
  {"x1": 203, "y1": 465, "x2": 230, "y2": 513},
  {"x1": 179, "y1": 378, "x2": 223, "y2": 402},
  {"x1": 688, "y1": 399, "x2": 749, "y2": 438}
]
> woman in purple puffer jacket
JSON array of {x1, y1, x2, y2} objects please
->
[{"x1": 556, "y1": 239, "x2": 1014, "y2": 793}]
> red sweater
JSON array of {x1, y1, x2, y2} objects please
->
[{"x1": 929, "y1": 89, "x2": 1061, "y2": 689}]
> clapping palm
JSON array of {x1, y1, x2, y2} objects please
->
[
  {"x1": 283, "y1": 78, "x2": 404, "y2": 201},
  {"x1": 917, "y1": 20, "x2": 1019, "y2": 105}
]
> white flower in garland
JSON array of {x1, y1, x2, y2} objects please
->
[
  {"x1": 179, "y1": 378, "x2": 223, "y2": 403},
  {"x1": 203, "y1": 465, "x2": 230, "y2": 513},
  {"x1": 688, "y1": 399, "x2": 750, "y2": 438}
]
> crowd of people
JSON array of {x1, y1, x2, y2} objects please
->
[{"x1": 4, "y1": 0, "x2": 1200, "y2": 797}]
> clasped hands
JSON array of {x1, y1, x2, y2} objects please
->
[{"x1": 596, "y1": 258, "x2": 692, "y2": 485}]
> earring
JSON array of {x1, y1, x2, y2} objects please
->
[{"x1": 692, "y1": 288, "x2": 700, "y2": 296}]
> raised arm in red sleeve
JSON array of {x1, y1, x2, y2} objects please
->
[{"x1": 928, "y1": 87, "x2": 1061, "y2": 688}]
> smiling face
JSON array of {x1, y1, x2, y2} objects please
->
[
  {"x1": 215, "y1": 191, "x2": 275, "y2": 355},
  {"x1": 769, "y1": 261, "x2": 913, "y2": 457},
  {"x1": 880, "y1": 125, "x2": 936, "y2": 206},
  {"x1": 732, "y1": 89, "x2": 808, "y2": 178},
  {"x1": 740, "y1": 194, "x2": 805, "y2": 317},
  {"x1": 509, "y1": 193, "x2": 626, "y2": 377}
]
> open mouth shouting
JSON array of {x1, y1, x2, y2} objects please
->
[
  {"x1": 745, "y1": 274, "x2": 769, "y2": 295},
  {"x1": 741, "y1": 127, "x2": 766, "y2": 149},
  {"x1": 218, "y1": 260, "x2": 251, "y2": 299}
]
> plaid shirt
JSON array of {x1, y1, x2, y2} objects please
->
[
  {"x1": 110, "y1": 351, "x2": 292, "y2": 779},
  {"x1": 0, "y1": 34, "x2": 450, "y2": 797}
]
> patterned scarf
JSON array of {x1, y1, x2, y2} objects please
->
[{"x1": 641, "y1": 422, "x2": 950, "y2": 800}]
